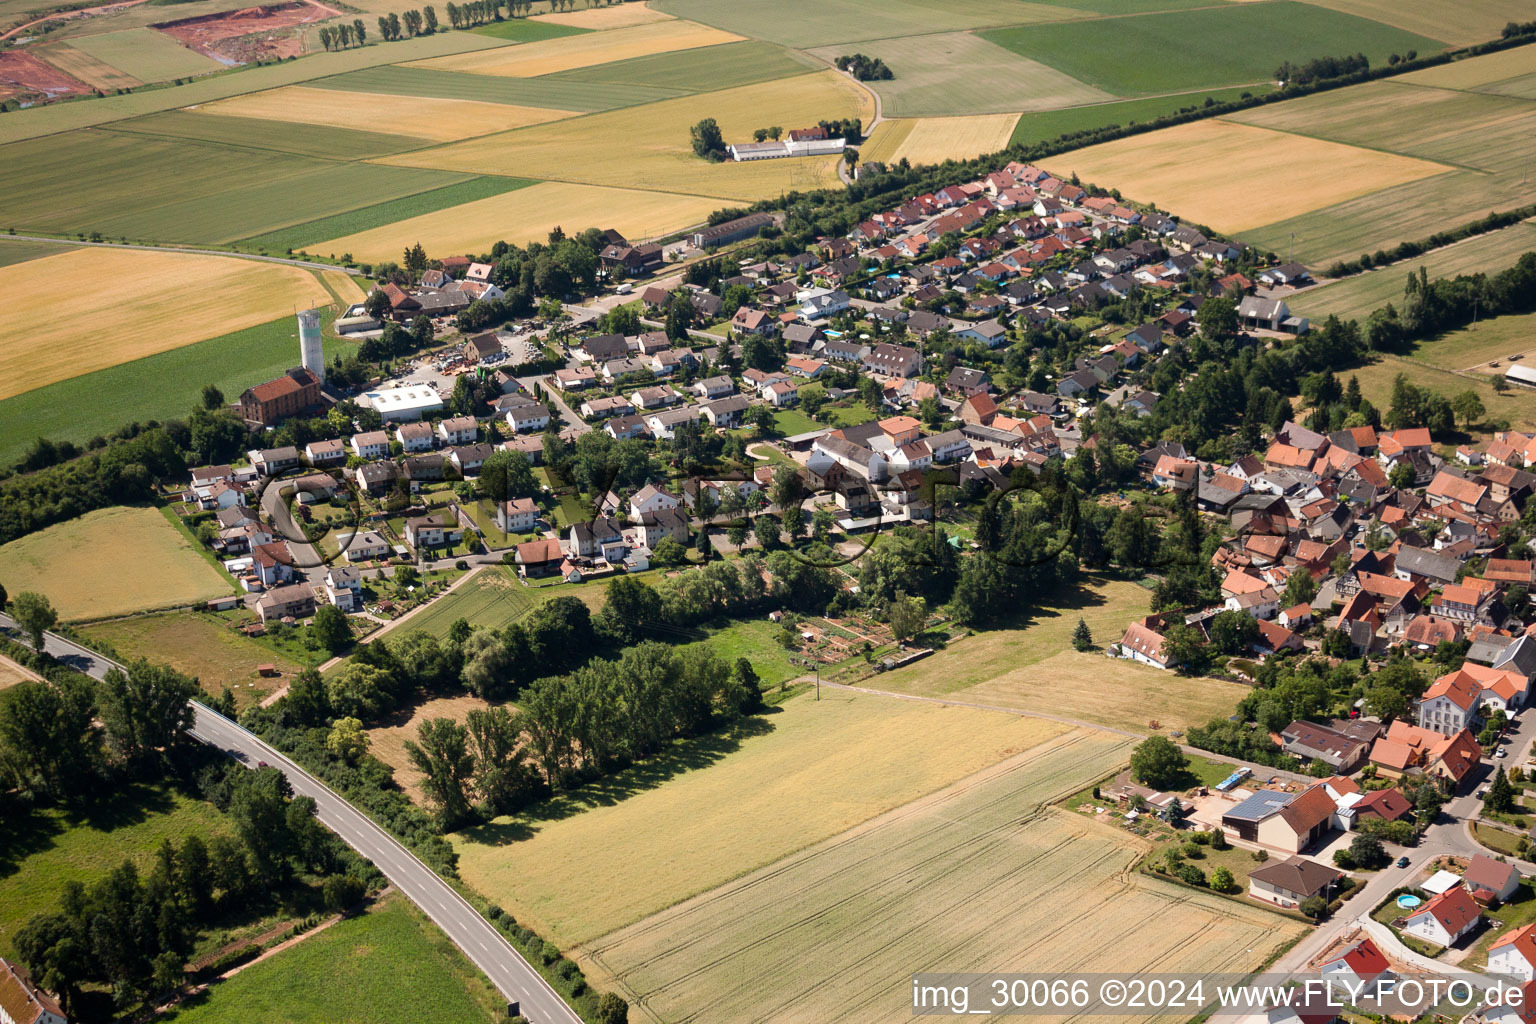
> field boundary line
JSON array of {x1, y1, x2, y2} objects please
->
[{"x1": 1212, "y1": 113, "x2": 1487, "y2": 174}]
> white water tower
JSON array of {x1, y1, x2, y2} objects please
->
[{"x1": 298, "y1": 309, "x2": 324, "y2": 382}]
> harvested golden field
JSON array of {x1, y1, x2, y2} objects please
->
[
  {"x1": 0, "y1": 249, "x2": 359, "y2": 399},
  {"x1": 0, "y1": 653, "x2": 42, "y2": 690},
  {"x1": 530, "y1": 3, "x2": 674, "y2": 29},
  {"x1": 0, "y1": 507, "x2": 231, "y2": 621},
  {"x1": 36, "y1": 42, "x2": 141, "y2": 90},
  {"x1": 871, "y1": 113, "x2": 1020, "y2": 166},
  {"x1": 875, "y1": 575, "x2": 1246, "y2": 733},
  {"x1": 1300, "y1": 0, "x2": 1524, "y2": 46},
  {"x1": 378, "y1": 70, "x2": 871, "y2": 200},
  {"x1": 454, "y1": 689, "x2": 1068, "y2": 946},
  {"x1": 367, "y1": 694, "x2": 495, "y2": 804},
  {"x1": 194, "y1": 85, "x2": 577, "y2": 142},
  {"x1": 309, "y1": 180, "x2": 719, "y2": 262},
  {"x1": 410, "y1": 19, "x2": 740, "y2": 78},
  {"x1": 1398, "y1": 41, "x2": 1536, "y2": 89},
  {"x1": 1046, "y1": 118, "x2": 1449, "y2": 233},
  {"x1": 584, "y1": 731, "x2": 1303, "y2": 1024},
  {"x1": 80, "y1": 611, "x2": 301, "y2": 708}
]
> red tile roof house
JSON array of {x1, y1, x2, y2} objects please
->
[
  {"x1": 0, "y1": 959, "x2": 66, "y2": 1024},
  {"x1": 1465, "y1": 854, "x2": 1523, "y2": 905},
  {"x1": 1490, "y1": 923, "x2": 1536, "y2": 980},
  {"x1": 1400, "y1": 885, "x2": 1481, "y2": 948},
  {"x1": 1318, "y1": 937, "x2": 1392, "y2": 997}
]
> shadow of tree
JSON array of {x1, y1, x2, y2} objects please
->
[
  {"x1": 463, "y1": 712, "x2": 780, "y2": 847},
  {"x1": 0, "y1": 781, "x2": 176, "y2": 880}
]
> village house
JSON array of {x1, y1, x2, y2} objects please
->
[
  {"x1": 256, "y1": 582, "x2": 316, "y2": 623},
  {"x1": 1401, "y1": 886, "x2": 1481, "y2": 948},
  {"x1": 495, "y1": 497, "x2": 539, "y2": 534},
  {"x1": 1247, "y1": 856, "x2": 1345, "y2": 911}
]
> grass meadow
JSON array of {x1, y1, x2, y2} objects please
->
[
  {"x1": 81, "y1": 612, "x2": 304, "y2": 708},
  {"x1": 0, "y1": 309, "x2": 357, "y2": 468},
  {"x1": 1289, "y1": 220, "x2": 1536, "y2": 321},
  {"x1": 874, "y1": 575, "x2": 1246, "y2": 733},
  {"x1": 808, "y1": 31, "x2": 1110, "y2": 117},
  {"x1": 455, "y1": 689, "x2": 1071, "y2": 946},
  {"x1": 0, "y1": 506, "x2": 234, "y2": 620},
  {"x1": 162, "y1": 894, "x2": 505, "y2": 1024},
  {"x1": 64, "y1": 26, "x2": 223, "y2": 82},
  {"x1": 983, "y1": 3, "x2": 1446, "y2": 96},
  {"x1": 1322, "y1": 350, "x2": 1536, "y2": 433},
  {"x1": 0, "y1": 782, "x2": 232, "y2": 957},
  {"x1": 582, "y1": 728, "x2": 1305, "y2": 1023},
  {"x1": 0, "y1": 248, "x2": 357, "y2": 399}
]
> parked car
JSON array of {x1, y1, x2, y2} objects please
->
[
  {"x1": 1396, "y1": 856, "x2": 1410, "y2": 868},
  {"x1": 1497, "y1": 747, "x2": 1508, "y2": 758}
]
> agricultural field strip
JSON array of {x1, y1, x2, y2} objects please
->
[
  {"x1": 583, "y1": 728, "x2": 1298, "y2": 1024},
  {"x1": 408, "y1": 19, "x2": 745, "y2": 78}
]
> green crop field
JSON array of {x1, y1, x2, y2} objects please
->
[
  {"x1": 652, "y1": 0, "x2": 1079, "y2": 48},
  {"x1": 65, "y1": 26, "x2": 223, "y2": 81},
  {"x1": 0, "y1": 128, "x2": 472, "y2": 244},
  {"x1": 808, "y1": 30, "x2": 1109, "y2": 117},
  {"x1": 106, "y1": 109, "x2": 432, "y2": 161},
  {"x1": 1233, "y1": 74, "x2": 1536, "y2": 264},
  {"x1": 1, "y1": 783, "x2": 231, "y2": 957},
  {"x1": 1008, "y1": 85, "x2": 1271, "y2": 146},
  {"x1": 548, "y1": 39, "x2": 815, "y2": 94},
  {"x1": 471, "y1": 16, "x2": 588, "y2": 42},
  {"x1": 398, "y1": 566, "x2": 540, "y2": 638},
  {"x1": 312, "y1": 64, "x2": 671, "y2": 111},
  {"x1": 162, "y1": 895, "x2": 504, "y2": 1024},
  {"x1": 1290, "y1": 221, "x2": 1536, "y2": 320},
  {"x1": 0, "y1": 311, "x2": 356, "y2": 467},
  {"x1": 582, "y1": 726, "x2": 1305, "y2": 1024},
  {"x1": 236, "y1": 174, "x2": 536, "y2": 253},
  {"x1": 0, "y1": 239, "x2": 77, "y2": 268},
  {"x1": 983, "y1": 3, "x2": 1446, "y2": 96},
  {"x1": 0, "y1": 30, "x2": 512, "y2": 146}
]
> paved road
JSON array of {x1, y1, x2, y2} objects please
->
[
  {"x1": 0, "y1": 234, "x2": 362, "y2": 275},
  {"x1": 0, "y1": 614, "x2": 581, "y2": 1024}
]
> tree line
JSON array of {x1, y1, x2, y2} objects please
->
[
  {"x1": 317, "y1": 18, "x2": 367, "y2": 49},
  {"x1": 1322, "y1": 203, "x2": 1536, "y2": 279}
]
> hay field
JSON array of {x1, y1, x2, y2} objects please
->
[
  {"x1": 0, "y1": 249, "x2": 356, "y2": 398},
  {"x1": 583, "y1": 732, "x2": 1304, "y2": 1024},
  {"x1": 197, "y1": 85, "x2": 578, "y2": 142},
  {"x1": 652, "y1": 0, "x2": 1078, "y2": 48},
  {"x1": 1290, "y1": 220, "x2": 1536, "y2": 321},
  {"x1": 454, "y1": 690, "x2": 1070, "y2": 946},
  {"x1": 865, "y1": 114, "x2": 1021, "y2": 167},
  {"x1": 807, "y1": 31, "x2": 1109, "y2": 117},
  {"x1": 378, "y1": 71, "x2": 872, "y2": 200},
  {"x1": 0, "y1": 507, "x2": 232, "y2": 621},
  {"x1": 1046, "y1": 118, "x2": 1449, "y2": 233},
  {"x1": 316, "y1": 63, "x2": 678, "y2": 111},
  {"x1": 874, "y1": 576, "x2": 1246, "y2": 733},
  {"x1": 982, "y1": 3, "x2": 1446, "y2": 96},
  {"x1": 81, "y1": 612, "x2": 301, "y2": 708},
  {"x1": 366, "y1": 694, "x2": 495, "y2": 803},
  {"x1": 1302, "y1": 0, "x2": 1535, "y2": 47},
  {"x1": 1398, "y1": 43, "x2": 1536, "y2": 90},
  {"x1": 65, "y1": 26, "x2": 222, "y2": 82},
  {"x1": 411, "y1": 19, "x2": 741, "y2": 78},
  {"x1": 112, "y1": 108, "x2": 428, "y2": 160},
  {"x1": 1232, "y1": 75, "x2": 1536, "y2": 264},
  {"x1": 36, "y1": 42, "x2": 142, "y2": 90},
  {"x1": 1421, "y1": 313, "x2": 1536, "y2": 378},
  {"x1": 531, "y1": 3, "x2": 673, "y2": 29},
  {"x1": 308, "y1": 180, "x2": 719, "y2": 261}
]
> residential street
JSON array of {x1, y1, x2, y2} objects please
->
[{"x1": 0, "y1": 613, "x2": 583, "y2": 1024}]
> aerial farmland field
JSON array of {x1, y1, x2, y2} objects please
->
[
  {"x1": 983, "y1": 3, "x2": 1446, "y2": 96},
  {"x1": 862, "y1": 114, "x2": 1022, "y2": 167},
  {"x1": 651, "y1": 0, "x2": 1078, "y2": 48},
  {"x1": 33, "y1": 41, "x2": 144, "y2": 90},
  {"x1": 62, "y1": 26, "x2": 223, "y2": 82},
  {"x1": 0, "y1": 506, "x2": 233, "y2": 621},
  {"x1": 307, "y1": 179, "x2": 722, "y2": 262},
  {"x1": 378, "y1": 70, "x2": 872, "y2": 201},
  {"x1": 1045, "y1": 117, "x2": 1448, "y2": 234},
  {"x1": 546, "y1": 39, "x2": 816, "y2": 94},
  {"x1": 454, "y1": 690, "x2": 1073, "y2": 947},
  {"x1": 1289, "y1": 220, "x2": 1536, "y2": 320},
  {"x1": 81, "y1": 611, "x2": 305, "y2": 707},
  {"x1": 582, "y1": 726, "x2": 1303, "y2": 1024},
  {"x1": 1298, "y1": 0, "x2": 1535, "y2": 46},
  {"x1": 0, "y1": 248, "x2": 357, "y2": 399},
  {"x1": 806, "y1": 31, "x2": 1110, "y2": 117},
  {"x1": 198, "y1": 84, "x2": 578, "y2": 141},
  {"x1": 415, "y1": 18, "x2": 742, "y2": 78}
]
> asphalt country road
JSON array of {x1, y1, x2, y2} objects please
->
[{"x1": 0, "y1": 613, "x2": 581, "y2": 1024}]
